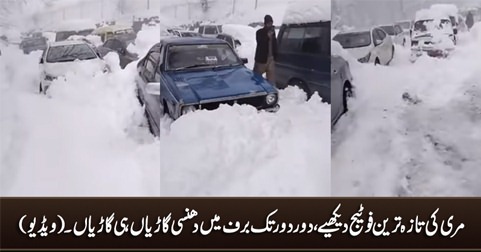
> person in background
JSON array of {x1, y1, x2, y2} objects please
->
[
  {"x1": 466, "y1": 11, "x2": 474, "y2": 31},
  {"x1": 254, "y1": 14, "x2": 278, "y2": 87}
]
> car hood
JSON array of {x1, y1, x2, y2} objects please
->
[
  {"x1": 344, "y1": 46, "x2": 372, "y2": 60},
  {"x1": 43, "y1": 58, "x2": 106, "y2": 77},
  {"x1": 165, "y1": 66, "x2": 272, "y2": 103}
]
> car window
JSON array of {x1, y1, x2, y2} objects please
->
[
  {"x1": 280, "y1": 27, "x2": 305, "y2": 53},
  {"x1": 333, "y1": 31, "x2": 372, "y2": 49},
  {"x1": 379, "y1": 26, "x2": 395, "y2": 35},
  {"x1": 145, "y1": 51, "x2": 160, "y2": 79},
  {"x1": 204, "y1": 26, "x2": 218, "y2": 34},
  {"x1": 302, "y1": 26, "x2": 322, "y2": 54},
  {"x1": 166, "y1": 43, "x2": 240, "y2": 70},
  {"x1": 394, "y1": 25, "x2": 403, "y2": 34},
  {"x1": 46, "y1": 44, "x2": 97, "y2": 63},
  {"x1": 199, "y1": 26, "x2": 204, "y2": 34},
  {"x1": 372, "y1": 30, "x2": 381, "y2": 45},
  {"x1": 377, "y1": 29, "x2": 387, "y2": 40},
  {"x1": 217, "y1": 25, "x2": 223, "y2": 33}
]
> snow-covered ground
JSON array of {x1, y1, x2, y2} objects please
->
[
  {"x1": 0, "y1": 0, "x2": 331, "y2": 196},
  {"x1": 332, "y1": 22, "x2": 481, "y2": 196}
]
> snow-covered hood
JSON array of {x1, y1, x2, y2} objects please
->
[
  {"x1": 344, "y1": 46, "x2": 372, "y2": 60},
  {"x1": 43, "y1": 59, "x2": 106, "y2": 77}
]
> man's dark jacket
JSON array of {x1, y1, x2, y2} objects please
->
[{"x1": 255, "y1": 27, "x2": 278, "y2": 64}]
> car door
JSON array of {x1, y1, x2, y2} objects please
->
[
  {"x1": 330, "y1": 56, "x2": 344, "y2": 123},
  {"x1": 140, "y1": 48, "x2": 162, "y2": 130},
  {"x1": 377, "y1": 29, "x2": 392, "y2": 64}
]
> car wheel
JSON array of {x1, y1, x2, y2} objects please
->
[
  {"x1": 374, "y1": 58, "x2": 380, "y2": 65},
  {"x1": 289, "y1": 80, "x2": 310, "y2": 100},
  {"x1": 342, "y1": 82, "x2": 353, "y2": 114},
  {"x1": 39, "y1": 82, "x2": 43, "y2": 94}
]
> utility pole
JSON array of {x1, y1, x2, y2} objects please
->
[
  {"x1": 255, "y1": 0, "x2": 258, "y2": 10},
  {"x1": 147, "y1": 0, "x2": 150, "y2": 10},
  {"x1": 232, "y1": 0, "x2": 236, "y2": 14}
]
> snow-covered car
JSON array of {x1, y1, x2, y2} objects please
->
[
  {"x1": 275, "y1": 21, "x2": 331, "y2": 101},
  {"x1": 19, "y1": 36, "x2": 47, "y2": 54},
  {"x1": 333, "y1": 27, "x2": 395, "y2": 65},
  {"x1": 198, "y1": 24, "x2": 222, "y2": 38},
  {"x1": 379, "y1": 24, "x2": 407, "y2": 46},
  {"x1": 331, "y1": 48, "x2": 354, "y2": 126},
  {"x1": 39, "y1": 40, "x2": 109, "y2": 94},
  {"x1": 430, "y1": 4, "x2": 459, "y2": 42},
  {"x1": 410, "y1": 9, "x2": 456, "y2": 62},
  {"x1": 96, "y1": 38, "x2": 138, "y2": 69},
  {"x1": 91, "y1": 25, "x2": 136, "y2": 43},
  {"x1": 216, "y1": 33, "x2": 241, "y2": 52},
  {"x1": 135, "y1": 37, "x2": 279, "y2": 137}
]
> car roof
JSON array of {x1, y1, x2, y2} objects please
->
[
  {"x1": 161, "y1": 37, "x2": 227, "y2": 45},
  {"x1": 335, "y1": 28, "x2": 372, "y2": 35},
  {"x1": 49, "y1": 40, "x2": 90, "y2": 47}
]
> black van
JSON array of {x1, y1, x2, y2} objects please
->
[{"x1": 275, "y1": 21, "x2": 331, "y2": 103}]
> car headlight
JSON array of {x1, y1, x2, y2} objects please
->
[
  {"x1": 265, "y1": 93, "x2": 277, "y2": 105},
  {"x1": 181, "y1": 105, "x2": 196, "y2": 115},
  {"x1": 358, "y1": 52, "x2": 371, "y2": 63}
]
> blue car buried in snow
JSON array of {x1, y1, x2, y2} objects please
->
[{"x1": 136, "y1": 37, "x2": 280, "y2": 136}]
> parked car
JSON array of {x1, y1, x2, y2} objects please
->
[
  {"x1": 331, "y1": 54, "x2": 354, "y2": 126},
  {"x1": 55, "y1": 29, "x2": 94, "y2": 42},
  {"x1": 275, "y1": 21, "x2": 331, "y2": 102},
  {"x1": 410, "y1": 9, "x2": 456, "y2": 61},
  {"x1": 379, "y1": 24, "x2": 406, "y2": 46},
  {"x1": 39, "y1": 40, "x2": 109, "y2": 94},
  {"x1": 135, "y1": 37, "x2": 279, "y2": 136},
  {"x1": 19, "y1": 36, "x2": 47, "y2": 54},
  {"x1": 91, "y1": 25, "x2": 136, "y2": 43},
  {"x1": 333, "y1": 27, "x2": 395, "y2": 66},
  {"x1": 430, "y1": 4, "x2": 459, "y2": 43},
  {"x1": 96, "y1": 38, "x2": 138, "y2": 69},
  {"x1": 170, "y1": 30, "x2": 202, "y2": 38},
  {"x1": 216, "y1": 33, "x2": 241, "y2": 51},
  {"x1": 198, "y1": 24, "x2": 222, "y2": 37}
]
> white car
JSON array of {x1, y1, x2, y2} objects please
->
[
  {"x1": 332, "y1": 27, "x2": 395, "y2": 65},
  {"x1": 198, "y1": 24, "x2": 223, "y2": 37},
  {"x1": 39, "y1": 40, "x2": 109, "y2": 93},
  {"x1": 379, "y1": 24, "x2": 407, "y2": 46}
]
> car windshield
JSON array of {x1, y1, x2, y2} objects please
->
[
  {"x1": 397, "y1": 21, "x2": 411, "y2": 29},
  {"x1": 414, "y1": 19, "x2": 452, "y2": 32},
  {"x1": 166, "y1": 43, "x2": 241, "y2": 70},
  {"x1": 204, "y1": 26, "x2": 217, "y2": 34},
  {"x1": 333, "y1": 31, "x2": 371, "y2": 49},
  {"x1": 46, "y1": 44, "x2": 97, "y2": 63},
  {"x1": 380, "y1": 26, "x2": 395, "y2": 35}
]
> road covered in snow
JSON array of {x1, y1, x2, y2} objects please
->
[
  {"x1": 1, "y1": 1, "x2": 331, "y2": 196},
  {"x1": 332, "y1": 23, "x2": 481, "y2": 196}
]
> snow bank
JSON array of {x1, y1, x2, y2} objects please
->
[
  {"x1": 221, "y1": 24, "x2": 257, "y2": 66},
  {"x1": 283, "y1": 0, "x2": 331, "y2": 24},
  {"x1": 159, "y1": 86, "x2": 330, "y2": 196},
  {"x1": 415, "y1": 8, "x2": 450, "y2": 21},
  {"x1": 332, "y1": 27, "x2": 481, "y2": 196}
]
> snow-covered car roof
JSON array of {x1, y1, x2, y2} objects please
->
[
  {"x1": 415, "y1": 8, "x2": 451, "y2": 21},
  {"x1": 282, "y1": 0, "x2": 330, "y2": 24},
  {"x1": 430, "y1": 4, "x2": 459, "y2": 17},
  {"x1": 48, "y1": 40, "x2": 91, "y2": 47}
]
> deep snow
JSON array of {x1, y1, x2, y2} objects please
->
[
  {"x1": 1, "y1": 6, "x2": 331, "y2": 196},
  {"x1": 332, "y1": 22, "x2": 481, "y2": 196}
]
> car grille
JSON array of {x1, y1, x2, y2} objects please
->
[{"x1": 196, "y1": 95, "x2": 266, "y2": 110}]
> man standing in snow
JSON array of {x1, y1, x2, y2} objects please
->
[
  {"x1": 466, "y1": 12, "x2": 474, "y2": 31},
  {"x1": 254, "y1": 14, "x2": 278, "y2": 87}
]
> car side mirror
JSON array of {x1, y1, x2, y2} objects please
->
[
  {"x1": 235, "y1": 39, "x2": 241, "y2": 46},
  {"x1": 453, "y1": 29, "x2": 458, "y2": 35},
  {"x1": 39, "y1": 58, "x2": 44, "y2": 64},
  {"x1": 375, "y1": 39, "x2": 383, "y2": 46},
  {"x1": 241, "y1": 58, "x2": 248, "y2": 64},
  {"x1": 146, "y1": 82, "x2": 161, "y2": 95}
]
